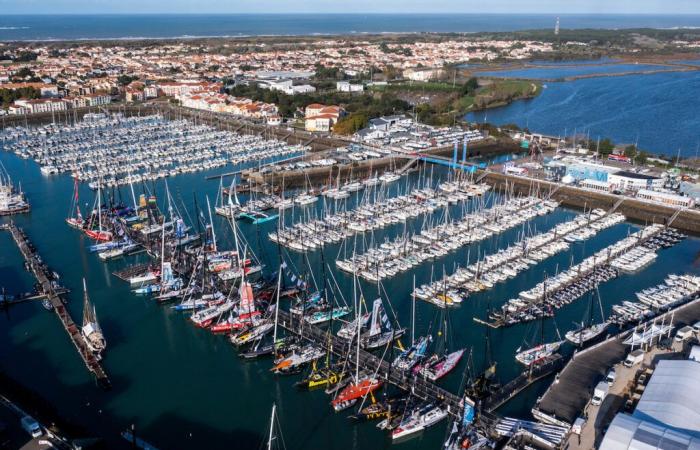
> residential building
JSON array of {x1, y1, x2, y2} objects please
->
[
  {"x1": 13, "y1": 98, "x2": 67, "y2": 114},
  {"x1": 337, "y1": 81, "x2": 364, "y2": 92},
  {"x1": 403, "y1": 68, "x2": 445, "y2": 82},
  {"x1": 304, "y1": 104, "x2": 345, "y2": 132}
]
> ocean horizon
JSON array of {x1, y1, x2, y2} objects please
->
[{"x1": 2, "y1": 13, "x2": 700, "y2": 41}]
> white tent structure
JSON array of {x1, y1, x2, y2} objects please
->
[{"x1": 601, "y1": 360, "x2": 700, "y2": 450}]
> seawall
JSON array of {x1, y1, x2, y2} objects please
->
[{"x1": 481, "y1": 171, "x2": 700, "y2": 234}]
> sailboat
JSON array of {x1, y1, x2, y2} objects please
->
[
  {"x1": 85, "y1": 184, "x2": 113, "y2": 242},
  {"x1": 66, "y1": 178, "x2": 84, "y2": 229},
  {"x1": 331, "y1": 275, "x2": 383, "y2": 412},
  {"x1": 514, "y1": 277, "x2": 563, "y2": 366},
  {"x1": 414, "y1": 291, "x2": 465, "y2": 381},
  {"x1": 81, "y1": 279, "x2": 106, "y2": 358},
  {"x1": 565, "y1": 287, "x2": 608, "y2": 346},
  {"x1": 391, "y1": 403, "x2": 448, "y2": 440},
  {"x1": 393, "y1": 336, "x2": 431, "y2": 371},
  {"x1": 0, "y1": 162, "x2": 29, "y2": 216},
  {"x1": 361, "y1": 298, "x2": 405, "y2": 350},
  {"x1": 265, "y1": 403, "x2": 285, "y2": 450}
]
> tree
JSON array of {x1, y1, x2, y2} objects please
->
[
  {"x1": 0, "y1": 87, "x2": 40, "y2": 107},
  {"x1": 13, "y1": 67, "x2": 35, "y2": 80},
  {"x1": 623, "y1": 144, "x2": 637, "y2": 158},
  {"x1": 461, "y1": 78, "x2": 479, "y2": 96},
  {"x1": 333, "y1": 113, "x2": 368, "y2": 135},
  {"x1": 635, "y1": 151, "x2": 649, "y2": 165},
  {"x1": 117, "y1": 74, "x2": 138, "y2": 86},
  {"x1": 15, "y1": 51, "x2": 38, "y2": 62}
]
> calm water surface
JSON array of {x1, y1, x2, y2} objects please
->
[
  {"x1": 1, "y1": 145, "x2": 700, "y2": 449},
  {"x1": 467, "y1": 69, "x2": 700, "y2": 157}
]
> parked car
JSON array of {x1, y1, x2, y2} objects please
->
[{"x1": 675, "y1": 326, "x2": 695, "y2": 342}]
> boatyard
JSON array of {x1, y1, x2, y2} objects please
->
[{"x1": 2, "y1": 108, "x2": 700, "y2": 450}]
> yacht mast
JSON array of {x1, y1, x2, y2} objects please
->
[{"x1": 267, "y1": 403, "x2": 276, "y2": 450}]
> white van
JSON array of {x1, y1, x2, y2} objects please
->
[
  {"x1": 592, "y1": 381, "x2": 609, "y2": 406},
  {"x1": 20, "y1": 416, "x2": 42, "y2": 438},
  {"x1": 605, "y1": 368, "x2": 617, "y2": 386},
  {"x1": 624, "y1": 349, "x2": 645, "y2": 368},
  {"x1": 675, "y1": 326, "x2": 694, "y2": 342},
  {"x1": 691, "y1": 321, "x2": 700, "y2": 333}
]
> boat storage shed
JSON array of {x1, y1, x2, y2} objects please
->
[
  {"x1": 601, "y1": 414, "x2": 700, "y2": 450},
  {"x1": 600, "y1": 360, "x2": 700, "y2": 449},
  {"x1": 634, "y1": 360, "x2": 700, "y2": 435}
]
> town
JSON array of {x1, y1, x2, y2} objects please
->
[{"x1": 2, "y1": 11, "x2": 700, "y2": 450}]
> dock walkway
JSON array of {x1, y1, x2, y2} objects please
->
[
  {"x1": 277, "y1": 310, "x2": 467, "y2": 418},
  {"x1": 2, "y1": 223, "x2": 111, "y2": 389},
  {"x1": 532, "y1": 295, "x2": 700, "y2": 426},
  {"x1": 482, "y1": 354, "x2": 565, "y2": 413}
]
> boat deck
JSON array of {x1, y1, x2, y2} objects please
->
[{"x1": 2, "y1": 222, "x2": 111, "y2": 389}]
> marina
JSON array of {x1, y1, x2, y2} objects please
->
[
  {"x1": 414, "y1": 209, "x2": 626, "y2": 308},
  {"x1": 2, "y1": 113, "x2": 700, "y2": 449},
  {"x1": 487, "y1": 224, "x2": 685, "y2": 327},
  {"x1": 270, "y1": 176, "x2": 490, "y2": 253},
  {"x1": 334, "y1": 195, "x2": 560, "y2": 285},
  {"x1": 0, "y1": 113, "x2": 308, "y2": 189}
]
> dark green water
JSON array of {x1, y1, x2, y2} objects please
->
[{"x1": 2, "y1": 146, "x2": 700, "y2": 450}]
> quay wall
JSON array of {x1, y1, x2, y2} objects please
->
[
  {"x1": 481, "y1": 171, "x2": 700, "y2": 234},
  {"x1": 243, "y1": 139, "x2": 522, "y2": 188}
]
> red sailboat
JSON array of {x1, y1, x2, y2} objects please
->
[
  {"x1": 331, "y1": 377, "x2": 382, "y2": 412},
  {"x1": 85, "y1": 185, "x2": 113, "y2": 242},
  {"x1": 66, "y1": 179, "x2": 84, "y2": 229}
]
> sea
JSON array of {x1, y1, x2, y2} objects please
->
[{"x1": 1, "y1": 14, "x2": 700, "y2": 41}]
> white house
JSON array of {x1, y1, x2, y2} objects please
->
[
  {"x1": 13, "y1": 98, "x2": 67, "y2": 114},
  {"x1": 403, "y1": 68, "x2": 445, "y2": 82},
  {"x1": 337, "y1": 81, "x2": 364, "y2": 93}
]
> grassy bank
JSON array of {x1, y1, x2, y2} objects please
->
[{"x1": 366, "y1": 78, "x2": 541, "y2": 126}]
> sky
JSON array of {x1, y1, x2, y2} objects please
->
[{"x1": 2, "y1": 0, "x2": 700, "y2": 15}]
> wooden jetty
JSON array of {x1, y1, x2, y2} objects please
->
[
  {"x1": 2, "y1": 223, "x2": 111, "y2": 389},
  {"x1": 482, "y1": 354, "x2": 565, "y2": 413},
  {"x1": 0, "y1": 288, "x2": 70, "y2": 306},
  {"x1": 276, "y1": 310, "x2": 468, "y2": 418}
]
